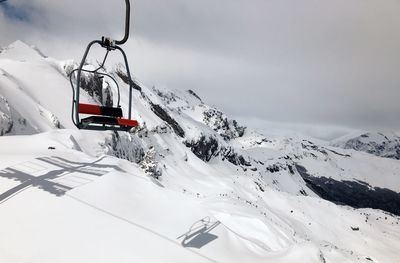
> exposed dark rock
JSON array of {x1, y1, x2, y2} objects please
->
[
  {"x1": 203, "y1": 109, "x2": 246, "y2": 140},
  {"x1": 102, "y1": 82, "x2": 113, "y2": 107},
  {"x1": 132, "y1": 81, "x2": 142, "y2": 91},
  {"x1": 0, "y1": 120, "x2": 12, "y2": 136},
  {"x1": 296, "y1": 164, "x2": 400, "y2": 216},
  {"x1": 140, "y1": 146, "x2": 162, "y2": 179},
  {"x1": 301, "y1": 140, "x2": 328, "y2": 155},
  {"x1": 0, "y1": 96, "x2": 13, "y2": 136},
  {"x1": 115, "y1": 69, "x2": 129, "y2": 84},
  {"x1": 233, "y1": 120, "x2": 246, "y2": 137},
  {"x1": 152, "y1": 87, "x2": 184, "y2": 107},
  {"x1": 187, "y1": 89, "x2": 203, "y2": 103},
  {"x1": 288, "y1": 164, "x2": 295, "y2": 174},
  {"x1": 266, "y1": 164, "x2": 280, "y2": 173},
  {"x1": 222, "y1": 147, "x2": 251, "y2": 166},
  {"x1": 324, "y1": 148, "x2": 351, "y2": 157},
  {"x1": 184, "y1": 135, "x2": 219, "y2": 162},
  {"x1": 184, "y1": 134, "x2": 252, "y2": 166},
  {"x1": 115, "y1": 67, "x2": 141, "y2": 91},
  {"x1": 255, "y1": 181, "x2": 265, "y2": 192},
  {"x1": 150, "y1": 124, "x2": 172, "y2": 134},
  {"x1": 149, "y1": 102, "x2": 185, "y2": 138},
  {"x1": 299, "y1": 189, "x2": 307, "y2": 196},
  {"x1": 340, "y1": 132, "x2": 400, "y2": 160},
  {"x1": 254, "y1": 138, "x2": 272, "y2": 145},
  {"x1": 79, "y1": 73, "x2": 103, "y2": 102},
  {"x1": 320, "y1": 252, "x2": 327, "y2": 263}
]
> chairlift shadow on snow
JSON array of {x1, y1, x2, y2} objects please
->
[
  {"x1": 0, "y1": 156, "x2": 122, "y2": 204},
  {"x1": 177, "y1": 216, "x2": 220, "y2": 249}
]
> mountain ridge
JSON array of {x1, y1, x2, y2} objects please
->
[
  {"x1": 333, "y1": 131, "x2": 400, "y2": 160},
  {"x1": 0, "y1": 40, "x2": 399, "y2": 263}
]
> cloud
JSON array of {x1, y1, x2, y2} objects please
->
[
  {"x1": 1, "y1": 0, "x2": 400, "y2": 137},
  {"x1": 237, "y1": 116, "x2": 358, "y2": 141}
]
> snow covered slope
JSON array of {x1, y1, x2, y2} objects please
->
[
  {"x1": 333, "y1": 131, "x2": 400, "y2": 160},
  {"x1": 0, "y1": 41, "x2": 399, "y2": 263}
]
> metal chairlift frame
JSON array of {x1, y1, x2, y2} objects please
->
[{"x1": 70, "y1": 0, "x2": 138, "y2": 131}]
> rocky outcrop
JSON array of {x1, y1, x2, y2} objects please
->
[
  {"x1": 115, "y1": 66, "x2": 141, "y2": 91},
  {"x1": 0, "y1": 96, "x2": 13, "y2": 136},
  {"x1": 184, "y1": 135, "x2": 219, "y2": 162},
  {"x1": 140, "y1": 146, "x2": 162, "y2": 179},
  {"x1": 336, "y1": 132, "x2": 400, "y2": 160},
  {"x1": 184, "y1": 134, "x2": 251, "y2": 167},
  {"x1": 221, "y1": 147, "x2": 251, "y2": 166},
  {"x1": 79, "y1": 73, "x2": 103, "y2": 103},
  {"x1": 187, "y1": 89, "x2": 203, "y2": 103},
  {"x1": 149, "y1": 102, "x2": 185, "y2": 138},
  {"x1": 203, "y1": 108, "x2": 246, "y2": 141},
  {"x1": 296, "y1": 164, "x2": 400, "y2": 216}
]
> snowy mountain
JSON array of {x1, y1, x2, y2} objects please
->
[
  {"x1": 0, "y1": 40, "x2": 399, "y2": 263},
  {"x1": 333, "y1": 131, "x2": 400, "y2": 160}
]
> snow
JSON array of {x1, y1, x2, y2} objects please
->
[
  {"x1": 333, "y1": 131, "x2": 400, "y2": 161},
  {"x1": 1, "y1": 131, "x2": 400, "y2": 262},
  {"x1": 0, "y1": 41, "x2": 399, "y2": 262}
]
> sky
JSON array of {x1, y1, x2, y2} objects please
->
[{"x1": 1, "y1": 0, "x2": 400, "y2": 140}]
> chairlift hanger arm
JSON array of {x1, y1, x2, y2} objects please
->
[
  {"x1": 115, "y1": 0, "x2": 130, "y2": 45},
  {"x1": 102, "y1": 0, "x2": 130, "y2": 48}
]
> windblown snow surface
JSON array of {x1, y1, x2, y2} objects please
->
[{"x1": 0, "y1": 41, "x2": 399, "y2": 263}]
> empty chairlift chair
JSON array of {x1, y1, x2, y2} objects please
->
[{"x1": 69, "y1": 0, "x2": 139, "y2": 132}]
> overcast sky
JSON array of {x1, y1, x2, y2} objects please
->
[{"x1": 1, "y1": 0, "x2": 400, "y2": 139}]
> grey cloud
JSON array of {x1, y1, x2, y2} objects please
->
[{"x1": 1, "y1": 0, "x2": 400, "y2": 137}]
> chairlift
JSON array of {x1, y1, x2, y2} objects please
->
[{"x1": 69, "y1": 0, "x2": 139, "y2": 132}]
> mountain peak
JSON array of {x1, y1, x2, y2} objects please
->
[{"x1": 0, "y1": 40, "x2": 46, "y2": 61}]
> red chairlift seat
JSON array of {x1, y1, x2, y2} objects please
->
[{"x1": 78, "y1": 103, "x2": 139, "y2": 128}]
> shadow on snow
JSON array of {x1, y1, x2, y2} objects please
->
[
  {"x1": 0, "y1": 156, "x2": 123, "y2": 203},
  {"x1": 177, "y1": 216, "x2": 220, "y2": 249}
]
